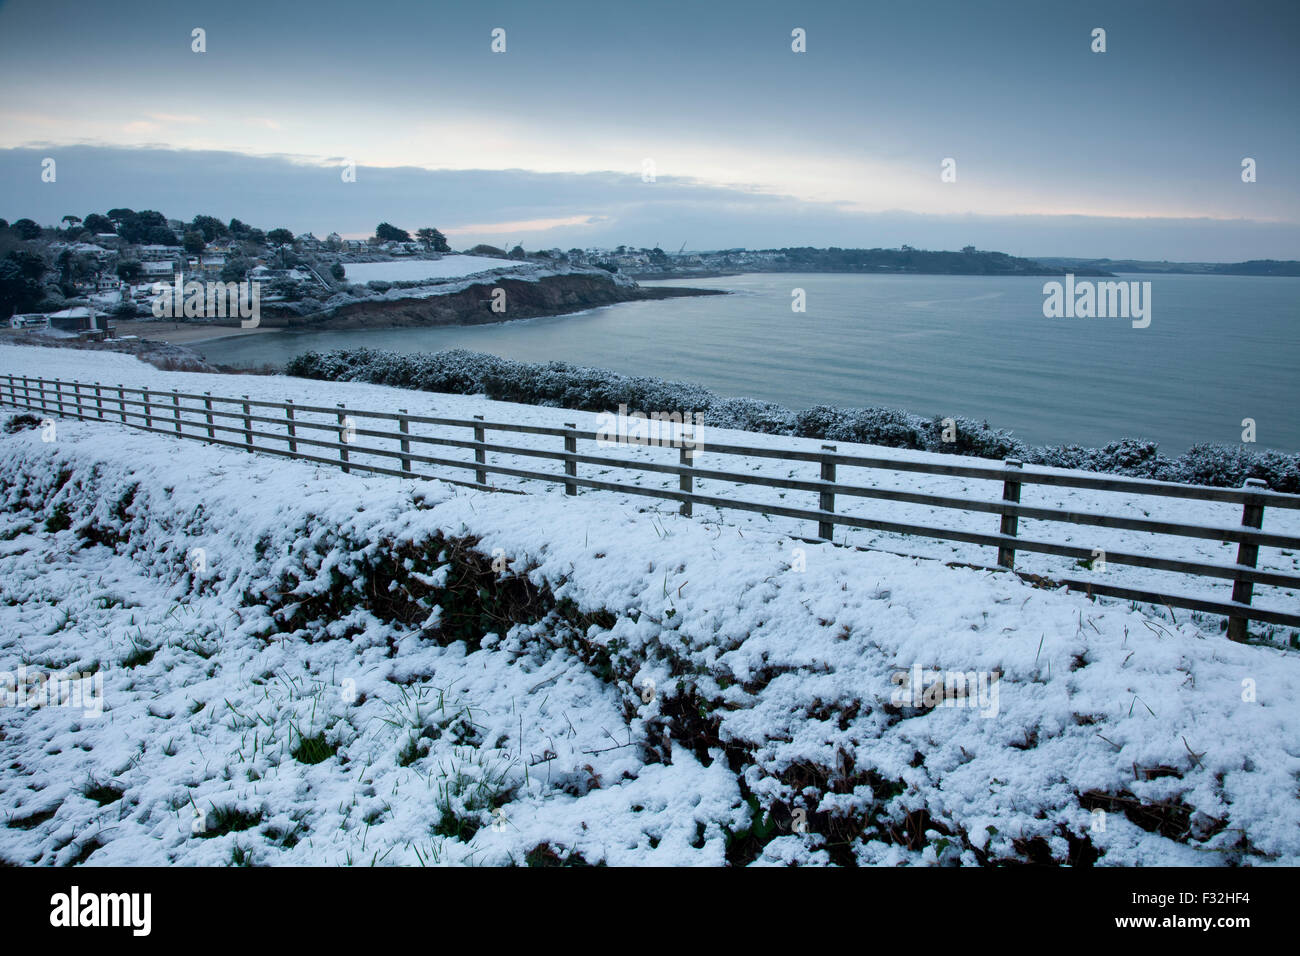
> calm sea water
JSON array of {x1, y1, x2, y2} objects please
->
[{"x1": 194, "y1": 273, "x2": 1300, "y2": 453}]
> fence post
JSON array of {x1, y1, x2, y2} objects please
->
[
  {"x1": 818, "y1": 445, "x2": 837, "y2": 541},
  {"x1": 142, "y1": 387, "x2": 152, "y2": 429},
  {"x1": 117, "y1": 384, "x2": 126, "y2": 423},
  {"x1": 242, "y1": 396, "x2": 253, "y2": 450},
  {"x1": 337, "y1": 404, "x2": 350, "y2": 473},
  {"x1": 71, "y1": 381, "x2": 82, "y2": 418},
  {"x1": 172, "y1": 392, "x2": 183, "y2": 435},
  {"x1": 55, "y1": 379, "x2": 65, "y2": 417},
  {"x1": 563, "y1": 423, "x2": 577, "y2": 496},
  {"x1": 997, "y1": 458, "x2": 1023, "y2": 568},
  {"x1": 94, "y1": 382, "x2": 104, "y2": 419},
  {"x1": 679, "y1": 445, "x2": 693, "y2": 517},
  {"x1": 204, "y1": 393, "x2": 215, "y2": 439},
  {"x1": 473, "y1": 414, "x2": 487, "y2": 486},
  {"x1": 397, "y1": 409, "x2": 410, "y2": 473},
  {"x1": 285, "y1": 399, "x2": 297, "y2": 453},
  {"x1": 23, "y1": 376, "x2": 31, "y2": 411},
  {"x1": 1227, "y1": 478, "x2": 1268, "y2": 643}
]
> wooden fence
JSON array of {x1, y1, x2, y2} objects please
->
[{"x1": 5, "y1": 373, "x2": 1300, "y2": 637}]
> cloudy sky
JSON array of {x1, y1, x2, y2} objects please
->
[{"x1": 1, "y1": 0, "x2": 1296, "y2": 259}]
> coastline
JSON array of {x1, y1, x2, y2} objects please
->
[
  {"x1": 117, "y1": 321, "x2": 282, "y2": 345},
  {"x1": 122, "y1": 274, "x2": 726, "y2": 344}
]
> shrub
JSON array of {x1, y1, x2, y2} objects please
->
[
  {"x1": 794, "y1": 405, "x2": 928, "y2": 449},
  {"x1": 1176, "y1": 443, "x2": 1300, "y2": 493},
  {"x1": 282, "y1": 349, "x2": 1300, "y2": 490},
  {"x1": 926, "y1": 416, "x2": 1031, "y2": 461},
  {"x1": 3, "y1": 414, "x2": 42, "y2": 434}
]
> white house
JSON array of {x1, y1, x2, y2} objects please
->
[
  {"x1": 139, "y1": 244, "x2": 183, "y2": 261},
  {"x1": 140, "y1": 260, "x2": 176, "y2": 279}
]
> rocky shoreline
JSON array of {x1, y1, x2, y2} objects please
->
[
  {"x1": 0, "y1": 272, "x2": 727, "y2": 371},
  {"x1": 292, "y1": 273, "x2": 726, "y2": 331}
]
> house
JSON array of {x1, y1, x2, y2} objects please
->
[
  {"x1": 187, "y1": 256, "x2": 226, "y2": 274},
  {"x1": 55, "y1": 242, "x2": 114, "y2": 261},
  {"x1": 46, "y1": 306, "x2": 108, "y2": 333},
  {"x1": 140, "y1": 261, "x2": 177, "y2": 280},
  {"x1": 139, "y1": 244, "x2": 183, "y2": 261},
  {"x1": 9, "y1": 313, "x2": 48, "y2": 329}
]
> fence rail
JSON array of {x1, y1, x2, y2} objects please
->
[{"x1": 5, "y1": 373, "x2": 1300, "y2": 635}]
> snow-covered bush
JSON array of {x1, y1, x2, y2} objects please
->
[
  {"x1": 1033, "y1": 439, "x2": 1169, "y2": 478},
  {"x1": 283, "y1": 348, "x2": 1300, "y2": 490},
  {"x1": 925, "y1": 416, "x2": 1031, "y2": 461},
  {"x1": 1175, "y1": 443, "x2": 1300, "y2": 493},
  {"x1": 705, "y1": 397, "x2": 796, "y2": 434},
  {"x1": 794, "y1": 405, "x2": 928, "y2": 449}
]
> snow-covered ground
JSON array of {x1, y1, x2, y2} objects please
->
[
  {"x1": 1, "y1": 343, "x2": 1298, "y2": 866},
  {"x1": 2, "y1": 345, "x2": 1297, "y2": 638},
  {"x1": 341, "y1": 257, "x2": 523, "y2": 284}
]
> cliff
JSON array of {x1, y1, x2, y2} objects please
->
[{"x1": 263, "y1": 272, "x2": 725, "y2": 331}]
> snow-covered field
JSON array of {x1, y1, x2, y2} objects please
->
[
  {"x1": 1, "y1": 343, "x2": 1298, "y2": 866},
  {"x1": 3, "y1": 345, "x2": 1297, "y2": 637},
  {"x1": 341, "y1": 257, "x2": 520, "y2": 284}
]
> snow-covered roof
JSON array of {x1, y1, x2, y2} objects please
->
[{"x1": 45, "y1": 306, "x2": 104, "y2": 319}]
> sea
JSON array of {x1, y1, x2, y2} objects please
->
[{"x1": 192, "y1": 272, "x2": 1300, "y2": 454}]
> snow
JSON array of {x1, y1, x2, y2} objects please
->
[
  {"x1": 1, "y1": 342, "x2": 1298, "y2": 866},
  {"x1": 341, "y1": 257, "x2": 521, "y2": 284},
  {"x1": 3, "y1": 344, "x2": 1296, "y2": 635}
]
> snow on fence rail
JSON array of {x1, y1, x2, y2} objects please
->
[{"x1": 5, "y1": 373, "x2": 1300, "y2": 636}]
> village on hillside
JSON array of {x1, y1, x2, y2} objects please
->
[
  {"x1": 3, "y1": 209, "x2": 1124, "y2": 341},
  {"x1": 0, "y1": 211, "x2": 743, "y2": 337}
]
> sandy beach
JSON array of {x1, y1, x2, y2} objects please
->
[{"x1": 117, "y1": 321, "x2": 282, "y2": 345}]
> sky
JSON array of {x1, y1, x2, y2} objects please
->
[{"x1": 0, "y1": 0, "x2": 1296, "y2": 259}]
